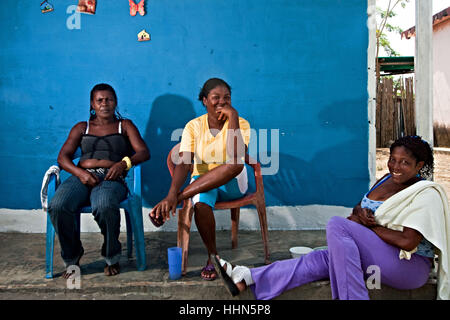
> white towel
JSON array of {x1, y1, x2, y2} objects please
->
[
  {"x1": 40, "y1": 165, "x2": 60, "y2": 211},
  {"x1": 374, "y1": 180, "x2": 450, "y2": 300}
]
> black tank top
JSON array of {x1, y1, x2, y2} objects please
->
[{"x1": 79, "y1": 120, "x2": 132, "y2": 162}]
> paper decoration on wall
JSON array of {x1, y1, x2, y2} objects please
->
[
  {"x1": 40, "y1": 0, "x2": 54, "y2": 13},
  {"x1": 77, "y1": 0, "x2": 96, "y2": 15},
  {"x1": 129, "y1": 0, "x2": 145, "y2": 16},
  {"x1": 138, "y1": 29, "x2": 150, "y2": 42}
]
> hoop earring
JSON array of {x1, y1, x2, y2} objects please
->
[{"x1": 90, "y1": 109, "x2": 96, "y2": 115}]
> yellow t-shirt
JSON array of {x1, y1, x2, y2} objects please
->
[{"x1": 179, "y1": 114, "x2": 251, "y2": 177}]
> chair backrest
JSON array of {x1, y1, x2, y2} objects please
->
[
  {"x1": 166, "y1": 143, "x2": 264, "y2": 193},
  {"x1": 245, "y1": 153, "x2": 264, "y2": 194}
]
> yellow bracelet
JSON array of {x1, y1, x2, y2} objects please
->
[{"x1": 122, "y1": 156, "x2": 132, "y2": 171}]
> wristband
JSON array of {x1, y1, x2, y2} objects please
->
[{"x1": 122, "y1": 156, "x2": 132, "y2": 171}]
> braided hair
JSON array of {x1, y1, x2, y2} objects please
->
[{"x1": 390, "y1": 135, "x2": 434, "y2": 179}]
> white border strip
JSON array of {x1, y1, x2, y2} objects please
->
[{"x1": 0, "y1": 205, "x2": 352, "y2": 233}]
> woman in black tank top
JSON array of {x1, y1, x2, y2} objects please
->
[{"x1": 48, "y1": 83, "x2": 150, "y2": 278}]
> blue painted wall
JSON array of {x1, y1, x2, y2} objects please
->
[{"x1": 0, "y1": 0, "x2": 369, "y2": 209}]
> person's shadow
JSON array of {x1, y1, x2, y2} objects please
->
[
  {"x1": 141, "y1": 94, "x2": 197, "y2": 207},
  {"x1": 261, "y1": 97, "x2": 370, "y2": 208}
]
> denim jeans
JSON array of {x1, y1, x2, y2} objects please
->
[{"x1": 48, "y1": 173, "x2": 127, "y2": 267}]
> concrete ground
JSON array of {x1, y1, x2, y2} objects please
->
[{"x1": 0, "y1": 229, "x2": 437, "y2": 300}]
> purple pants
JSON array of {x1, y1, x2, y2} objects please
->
[{"x1": 250, "y1": 216, "x2": 431, "y2": 300}]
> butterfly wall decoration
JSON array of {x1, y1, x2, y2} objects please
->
[{"x1": 129, "y1": 0, "x2": 145, "y2": 16}]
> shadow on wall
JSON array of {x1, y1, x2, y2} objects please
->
[
  {"x1": 263, "y1": 98, "x2": 369, "y2": 207},
  {"x1": 262, "y1": 141, "x2": 366, "y2": 207},
  {"x1": 141, "y1": 94, "x2": 197, "y2": 207},
  {"x1": 140, "y1": 96, "x2": 369, "y2": 208}
]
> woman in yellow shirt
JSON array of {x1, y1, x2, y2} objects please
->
[{"x1": 150, "y1": 78, "x2": 251, "y2": 280}]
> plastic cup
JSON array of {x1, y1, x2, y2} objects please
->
[{"x1": 167, "y1": 246, "x2": 182, "y2": 280}]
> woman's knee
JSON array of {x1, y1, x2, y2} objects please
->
[
  {"x1": 91, "y1": 201, "x2": 120, "y2": 217},
  {"x1": 48, "y1": 176, "x2": 88, "y2": 217},
  {"x1": 326, "y1": 216, "x2": 355, "y2": 239},
  {"x1": 223, "y1": 163, "x2": 244, "y2": 177},
  {"x1": 193, "y1": 202, "x2": 216, "y2": 224},
  {"x1": 48, "y1": 197, "x2": 62, "y2": 215},
  {"x1": 48, "y1": 194, "x2": 75, "y2": 217},
  {"x1": 91, "y1": 184, "x2": 125, "y2": 214},
  {"x1": 194, "y1": 202, "x2": 214, "y2": 214},
  {"x1": 326, "y1": 216, "x2": 347, "y2": 231}
]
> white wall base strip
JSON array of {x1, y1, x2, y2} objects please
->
[{"x1": 0, "y1": 205, "x2": 352, "y2": 233}]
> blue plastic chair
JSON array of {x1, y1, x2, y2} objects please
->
[{"x1": 44, "y1": 149, "x2": 146, "y2": 278}]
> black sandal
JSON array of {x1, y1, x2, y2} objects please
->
[{"x1": 210, "y1": 254, "x2": 240, "y2": 296}]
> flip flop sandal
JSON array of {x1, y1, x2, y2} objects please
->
[
  {"x1": 148, "y1": 212, "x2": 164, "y2": 228},
  {"x1": 210, "y1": 254, "x2": 240, "y2": 296},
  {"x1": 201, "y1": 263, "x2": 217, "y2": 281}
]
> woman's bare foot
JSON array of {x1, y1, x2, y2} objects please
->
[
  {"x1": 236, "y1": 280, "x2": 246, "y2": 292},
  {"x1": 104, "y1": 263, "x2": 120, "y2": 276},
  {"x1": 62, "y1": 248, "x2": 84, "y2": 279},
  {"x1": 201, "y1": 259, "x2": 218, "y2": 281}
]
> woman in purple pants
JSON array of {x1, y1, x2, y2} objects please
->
[{"x1": 212, "y1": 136, "x2": 448, "y2": 300}]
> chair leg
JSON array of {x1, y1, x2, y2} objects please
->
[
  {"x1": 254, "y1": 199, "x2": 270, "y2": 265},
  {"x1": 124, "y1": 209, "x2": 133, "y2": 259},
  {"x1": 127, "y1": 196, "x2": 147, "y2": 271},
  {"x1": 45, "y1": 213, "x2": 56, "y2": 279},
  {"x1": 230, "y1": 208, "x2": 240, "y2": 249},
  {"x1": 177, "y1": 200, "x2": 193, "y2": 275}
]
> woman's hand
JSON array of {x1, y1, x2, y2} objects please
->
[
  {"x1": 105, "y1": 161, "x2": 127, "y2": 180},
  {"x1": 347, "y1": 214, "x2": 362, "y2": 224},
  {"x1": 347, "y1": 204, "x2": 377, "y2": 227},
  {"x1": 359, "y1": 208, "x2": 377, "y2": 227},
  {"x1": 77, "y1": 170, "x2": 100, "y2": 187},
  {"x1": 216, "y1": 104, "x2": 238, "y2": 121},
  {"x1": 150, "y1": 193, "x2": 179, "y2": 223}
]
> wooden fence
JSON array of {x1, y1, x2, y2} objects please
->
[{"x1": 376, "y1": 77, "x2": 415, "y2": 147}]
